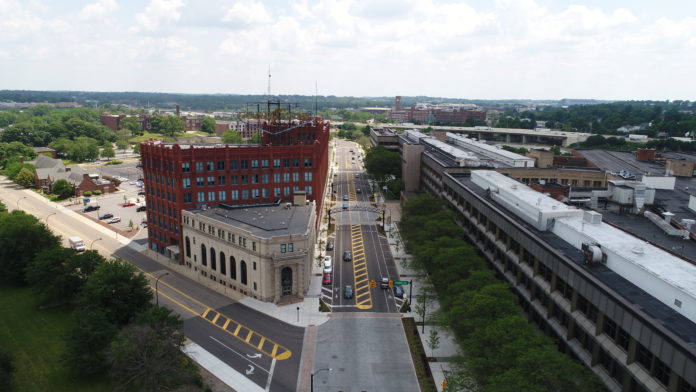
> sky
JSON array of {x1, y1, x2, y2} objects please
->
[{"x1": 1, "y1": 0, "x2": 696, "y2": 101}]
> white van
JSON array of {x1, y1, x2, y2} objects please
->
[{"x1": 323, "y1": 256, "x2": 333, "y2": 274}]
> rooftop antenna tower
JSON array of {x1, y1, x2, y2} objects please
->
[
  {"x1": 315, "y1": 81, "x2": 318, "y2": 118},
  {"x1": 267, "y1": 66, "x2": 271, "y2": 98}
]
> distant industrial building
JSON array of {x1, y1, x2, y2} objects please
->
[{"x1": 388, "y1": 96, "x2": 486, "y2": 125}]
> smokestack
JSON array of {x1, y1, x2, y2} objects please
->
[
  {"x1": 176, "y1": 105, "x2": 180, "y2": 116},
  {"x1": 395, "y1": 96, "x2": 401, "y2": 111}
]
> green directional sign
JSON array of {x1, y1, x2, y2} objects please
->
[{"x1": 394, "y1": 281, "x2": 409, "y2": 285}]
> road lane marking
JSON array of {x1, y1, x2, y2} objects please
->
[
  {"x1": 350, "y1": 224, "x2": 372, "y2": 310},
  {"x1": 209, "y1": 336, "x2": 270, "y2": 374}
]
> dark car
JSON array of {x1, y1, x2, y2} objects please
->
[
  {"x1": 98, "y1": 213, "x2": 113, "y2": 220},
  {"x1": 326, "y1": 241, "x2": 334, "y2": 251},
  {"x1": 393, "y1": 285, "x2": 404, "y2": 299},
  {"x1": 137, "y1": 191, "x2": 146, "y2": 195},
  {"x1": 83, "y1": 205, "x2": 100, "y2": 212},
  {"x1": 136, "y1": 205, "x2": 146, "y2": 212},
  {"x1": 344, "y1": 285, "x2": 353, "y2": 299},
  {"x1": 343, "y1": 251, "x2": 352, "y2": 262}
]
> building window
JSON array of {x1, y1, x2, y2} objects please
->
[
  {"x1": 207, "y1": 176, "x2": 215, "y2": 186},
  {"x1": 241, "y1": 160, "x2": 248, "y2": 169},
  {"x1": 197, "y1": 192, "x2": 205, "y2": 202},
  {"x1": 231, "y1": 175, "x2": 238, "y2": 185},
  {"x1": 252, "y1": 174, "x2": 258, "y2": 184},
  {"x1": 219, "y1": 252, "x2": 226, "y2": 275},
  {"x1": 252, "y1": 189, "x2": 259, "y2": 198},
  {"x1": 218, "y1": 190, "x2": 226, "y2": 201},
  {"x1": 184, "y1": 193, "x2": 192, "y2": 203},
  {"x1": 305, "y1": 185, "x2": 312, "y2": 195},
  {"x1": 262, "y1": 174, "x2": 269, "y2": 184},
  {"x1": 218, "y1": 176, "x2": 226, "y2": 185},
  {"x1": 288, "y1": 243, "x2": 293, "y2": 252},
  {"x1": 273, "y1": 159, "x2": 280, "y2": 168},
  {"x1": 284, "y1": 173, "x2": 290, "y2": 183},
  {"x1": 242, "y1": 189, "x2": 249, "y2": 199},
  {"x1": 304, "y1": 172, "x2": 313, "y2": 181},
  {"x1": 304, "y1": 158, "x2": 312, "y2": 167},
  {"x1": 201, "y1": 244, "x2": 207, "y2": 266},
  {"x1": 280, "y1": 244, "x2": 286, "y2": 253},
  {"x1": 240, "y1": 261, "x2": 248, "y2": 285},
  {"x1": 252, "y1": 242, "x2": 256, "y2": 251},
  {"x1": 185, "y1": 236, "x2": 191, "y2": 257},
  {"x1": 230, "y1": 256, "x2": 236, "y2": 280},
  {"x1": 182, "y1": 162, "x2": 191, "y2": 172},
  {"x1": 274, "y1": 173, "x2": 280, "y2": 183},
  {"x1": 232, "y1": 190, "x2": 239, "y2": 200},
  {"x1": 284, "y1": 186, "x2": 290, "y2": 196},
  {"x1": 251, "y1": 159, "x2": 259, "y2": 169},
  {"x1": 230, "y1": 160, "x2": 238, "y2": 170},
  {"x1": 206, "y1": 161, "x2": 214, "y2": 171},
  {"x1": 261, "y1": 159, "x2": 269, "y2": 168},
  {"x1": 208, "y1": 191, "x2": 215, "y2": 201},
  {"x1": 253, "y1": 261, "x2": 257, "y2": 270},
  {"x1": 195, "y1": 162, "x2": 204, "y2": 172},
  {"x1": 293, "y1": 172, "x2": 299, "y2": 182},
  {"x1": 262, "y1": 188, "x2": 268, "y2": 197},
  {"x1": 210, "y1": 247, "x2": 217, "y2": 270},
  {"x1": 241, "y1": 175, "x2": 248, "y2": 184},
  {"x1": 217, "y1": 161, "x2": 225, "y2": 170},
  {"x1": 293, "y1": 158, "x2": 300, "y2": 168},
  {"x1": 183, "y1": 178, "x2": 191, "y2": 188},
  {"x1": 253, "y1": 282, "x2": 257, "y2": 291},
  {"x1": 274, "y1": 187, "x2": 281, "y2": 197},
  {"x1": 196, "y1": 177, "x2": 204, "y2": 186}
]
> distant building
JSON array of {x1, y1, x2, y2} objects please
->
[
  {"x1": 31, "y1": 146, "x2": 57, "y2": 159},
  {"x1": 388, "y1": 96, "x2": 485, "y2": 125},
  {"x1": 29, "y1": 155, "x2": 114, "y2": 196}
]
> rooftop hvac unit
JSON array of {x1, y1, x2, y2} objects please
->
[{"x1": 581, "y1": 243, "x2": 603, "y2": 264}]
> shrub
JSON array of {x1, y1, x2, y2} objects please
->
[
  {"x1": 83, "y1": 191, "x2": 92, "y2": 197},
  {"x1": 93, "y1": 190, "x2": 102, "y2": 195}
]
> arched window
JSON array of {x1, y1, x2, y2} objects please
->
[
  {"x1": 240, "y1": 260, "x2": 247, "y2": 285},
  {"x1": 219, "y1": 252, "x2": 226, "y2": 275},
  {"x1": 210, "y1": 247, "x2": 216, "y2": 271},
  {"x1": 230, "y1": 256, "x2": 236, "y2": 280},
  {"x1": 201, "y1": 244, "x2": 207, "y2": 266},
  {"x1": 185, "y1": 236, "x2": 191, "y2": 258}
]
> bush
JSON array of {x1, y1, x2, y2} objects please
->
[
  {"x1": 104, "y1": 160, "x2": 123, "y2": 166},
  {"x1": 52, "y1": 179, "x2": 73, "y2": 199},
  {"x1": 93, "y1": 190, "x2": 102, "y2": 195},
  {"x1": 318, "y1": 299, "x2": 330, "y2": 312},
  {"x1": 83, "y1": 191, "x2": 92, "y2": 197}
]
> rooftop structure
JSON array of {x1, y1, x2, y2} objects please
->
[{"x1": 193, "y1": 202, "x2": 313, "y2": 239}]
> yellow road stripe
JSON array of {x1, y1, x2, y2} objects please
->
[
  {"x1": 233, "y1": 324, "x2": 242, "y2": 336},
  {"x1": 257, "y1": 337, "x2": 266, "y2": 350},
  {"x1": 223, "y1": 319, "x2": 230, "y2": 329},
  {"x1": 350, "y1": 224, "x2": 372, "y2": 310},
  {"x1": 212, "y1": 313, "x2": 221, "y2": 324},
  {"x1": 245, "y1": 329, "x2": 254, "y2": 343}
]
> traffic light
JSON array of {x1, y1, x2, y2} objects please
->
[
  {"x1": 388, "y1": 280, "x2": 394, "y2": 288},
  {"x1": 369, "y1": 279, "x2": 376, "y2": 288}
]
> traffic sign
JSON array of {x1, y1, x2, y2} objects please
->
[{"x1": 393, "y1": 281, "x2": 409, "y2": 285}]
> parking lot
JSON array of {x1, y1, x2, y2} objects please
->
[{"x1": 66, "y1": 161, "x2": 148, "y2": 238}]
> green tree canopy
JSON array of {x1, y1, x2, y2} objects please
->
[
  {"x1": 0, "y1": 141, "x2": 37, "y2": 168},
  {"x1": 63, "y1": 307, "x2": 119, "y2": 375},
  {"x1": 52, "y1": 178, "x2": 73, "y2": 199},
  {"x1": 15, "y1": 167, "x2": 36, "y2": 187},
  {"x1": 201, "y1": 117, "x2": 216, "y2": 134},
  {"x1": 247, "y1": 133, "x2": 262, "y2": 144},
  {"x1": 221, "y1": 130, "x2": 243, "y2": 143},
  {"x1": 119, "y1": 116, "x2": 142, "y2": 136},
  {"x1": 364, "y1": 145, "x2": 401, "y2": 182},
  {"x1": 101, "y1": 143, "x2": 115, "y2": 160},
  {"x1": 25, "y1": 248, "x2": 104, "y2": 304},
  {"x1": 0, "y1": 211, "x2": 61, "y2": 285}
]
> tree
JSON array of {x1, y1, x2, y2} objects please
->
[
  {"x1": 132, "y1": 143, "x2": 141, "y2": 155},
  {"x1": 101, "y1": 143, "x2": 115, "y2": 160},
  {"x1": 0, "y1": 211, "x2": 61, "y2": 285},
  {"x1": 427, "y1": 329, "x2": 440, "y2": 358},
  {"x1": 119, "y1": 116, "x2": 142, "y2": 136},
  {"x1": 0, "y1": 141, "x2": 36, "y2": 168},
  {"x1": 3, "y1": 161, "x2": 35, "y2": 181},
  {"x1": 247, "y1": 133, "x2": 262, "y2": 144},
  {"x1": 15, "y1": 167, "x2": 36, "y2": 187},
  {"x1": 201, "y1": 117, "x2": 216, "y2": 134},
  {"x1": 151, "y1": 115, "x2": 185, "y2": 137},
  {"x1": 108, "y1": 307, "x2": 200, "y2": 391},
  {"x1": 25, "y1": 248, "x2": 104, "y2": 304},
  {"x1": 52, "y1": 178, "x2": 73, "y2": 199},
  {"x1": 0, "y1": 349, "x2": 14, "y2": 392},
  {"x1": 364, "y1": 145, "x2": 401, "y2": 182},
  {"x1": 115, "y1": 139, "x2": 129, "y2": 153},
  {"x1": 360, "y1": 125, "x2": 372, "y2": 136},
  {"x1": 63, "y1": 307, "x2": 119, "y2": 375},
  {"x1": 221, "y1": 130, "x2": 243, "y2": 143},
  {"x1": 77, "y1": 260, "x2": 152, "y2": 327}
]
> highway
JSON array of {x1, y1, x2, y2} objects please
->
[{"x1": 0, "y1": 178, "x2": 304, "y2": 392}]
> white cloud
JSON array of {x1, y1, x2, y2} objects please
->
[
  {"x1": 78, "y1": 0, "x2": 118, "y2": 21},
  {"x1": 131, "y1": 0, "x2": 185, "y2": 33},
  {"x1": 222, "y1": 0, "x2": 270, "y2": 25}
]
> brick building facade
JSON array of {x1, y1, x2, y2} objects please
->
[{"x1": 140, "y1": 117, "x2": 330, "y2": 262}]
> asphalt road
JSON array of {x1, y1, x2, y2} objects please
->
[{"x1": 1, "y1": 178, "x2": 305, "y2": 391}]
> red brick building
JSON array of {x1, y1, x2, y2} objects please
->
[
  {"x1": 388, "y1": 96, "x2": 486, "y2": 125},
  {"x1": 140, "y1": 117, "x2": 330, "y2": 262}
]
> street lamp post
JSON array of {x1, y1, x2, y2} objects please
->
[
  {"x1": 296, "y1": 306, "x2": 300, "y2": 323},
  {"x1": 311, "y1": 368, "x2": 331, "y2": 392},
  {"x1": 155, "y1": 272, "x2": 170, "y2": 306},
  {"x1": 45, "y1": 212, "x2": 57, "y2": 223},
  {"x1": 16, "y1": 196, "x2": 27, "y2": 210},
  {"x1": 90, "y1": 237, "x2": 103, "y2": 249}
]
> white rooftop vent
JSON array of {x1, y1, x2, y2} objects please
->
[{"x1": 632, "y1": 246, "x2": 645, "y2": 255}]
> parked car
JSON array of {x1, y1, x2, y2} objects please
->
[
  {"x1": 136, "y1": 205, "x2": 146, "y2": 212},
  {"x1": 122, "y1": 202, "x2": 135, "y2": 207},
  {"x1": 343, "y1": 194, "x2": 349, "y2": 201},
  {"x1": 380, "y1": 277, "x2": 390, "y2": 289},
  {"x1": 356, "y1": 188, "x2": 362, "y2": 194},
  {"x1": 342, "y1": 203, "x2": 348, "y2": 210},
  {"x1": 322, "y1": 273, "x2": 332, "y2": 285},
  {"x1": 343, "y1": 251, "x2": 352, "y2": 262},
  {"x1": 393, "y1": 285, "x2": 404, "y2": 299},
  {"x1": 99, "y1": 213, "x2": 113, "y2": 220},
  {"x1": 83, "y1": 205, "x2": 100, "y2": 212},
  {"x1": 323, "y1": 256, "x2": 333, "y2": 274},
  {"x1": 326, "y1": 241, "x2": 334, "y2": 251},
  {"x1": 107, "y1": 217, "x2": 121, "y2": 224},
  {"x1": 138, "y1": 191, "x2": 146, "y2": 195},
  {"x1": 344, "y1": 285, "x2": 353, "y2": 299}
]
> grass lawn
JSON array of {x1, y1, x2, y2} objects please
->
[
  {"x1": 0, "y1": 285, "x2": 110, "y2": 392},
  {"x1": 128, "y1": 131, "x2": 175, "y2": 143}
]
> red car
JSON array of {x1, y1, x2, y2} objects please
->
[
  {"x1": 122, "y1": 202, "x2": 135, "y2": 207},
  {"x1": 322, "y1": 273, "x2": 332, "y2": 285}
]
